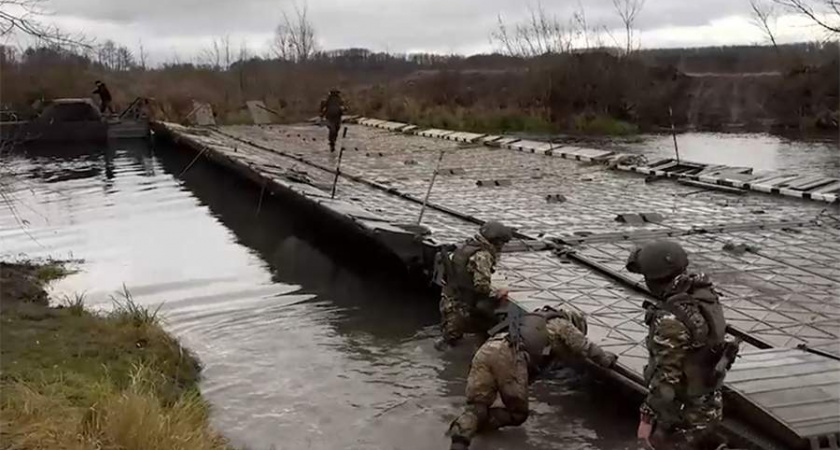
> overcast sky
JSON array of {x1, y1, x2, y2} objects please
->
[{"x1": 33, "y1": 0, "x2": 832, "y2": 64}]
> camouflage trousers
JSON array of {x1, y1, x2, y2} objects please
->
[
  {"x1": 439, "y1": 294, "x2": 496, "y2": 346},
  {"x1": 652, "y1": 390, "x2": 725, "y2": 450},
  {"x1": 449, "y1": 337, "x2": 530, "y2": 445}
]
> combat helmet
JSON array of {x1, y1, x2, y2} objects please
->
[
  {"x1": 479, "y1": 220, "x2": 513, "y2": 246},
  {"x1": 517, "y1": 314, "x2": 551, "y2": 367},
  {"x1": 626, "y1": 240, "x2": 689, "y2": 281}
]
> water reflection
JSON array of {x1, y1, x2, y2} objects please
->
[
  {"x1": 621, "y1": 132, "x2": 839, "y2": 175},
  {"x1": 1, "y1": 139, "x2": 637, "y2": 450}
]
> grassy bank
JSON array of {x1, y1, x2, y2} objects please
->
[{"x1": 0, "y1": 261, "x2": 228, "y2": 450}]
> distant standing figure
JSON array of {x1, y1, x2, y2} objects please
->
[
  {"x1": 93, "y1": 81, "x2": 114, "y2": 115},
  {"x1": 319, "y1": 88, "x2": 345, "y2": 152}
]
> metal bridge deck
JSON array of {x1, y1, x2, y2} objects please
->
[
  {"x1": 725, "y1": 346, "x2": 840, "y2": 446},
  {"x1": 156, "y1": 120, "x2": 840, "y2": 449}
]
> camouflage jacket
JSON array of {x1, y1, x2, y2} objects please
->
[
  {"x1": 465, "y1": 235, "x2": 500, "y2": 300},
  {"x1": 642, "y1": 273, "x2": 724, "y2": 421},
  {"x1": 545, "y1": 316, "x2": 613, "y2": 368}
]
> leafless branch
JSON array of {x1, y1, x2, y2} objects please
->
[
  {"x1": 773, "y1": 0, "x2": 840, "y2": 34},
  {"x1": 750, "y1": 0, "x2": 780, "y2": 50},
  {"x1": 490, "y1": 3, "x2": 574, "y2": 57},
  {"x1": 612, "y1": 0, "x2": 646, "y2": 55},
  {"x1": 0, "y1": 0, "x2": 90, "y2": 49},
  {"x1": 272, "y1": 1, "x2": 317, "y2": 62}
]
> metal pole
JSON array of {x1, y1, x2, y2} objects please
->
[
  {"x1": 330, "y1": 145, "x2": 345, "y2": 199},
  {"x1": 416, "y1": 150, "x2": 446, "y2": 225},
  {"x1": 669, "y1": 106, "x2": 681, "y2": 163}
]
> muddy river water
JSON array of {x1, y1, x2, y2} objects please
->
[
  {"x1": 0, "y1": 133, "x2": 836, "y2": 449},
  {"x1": 0, "y1": 140, "x2": 637, "y2": 450}
]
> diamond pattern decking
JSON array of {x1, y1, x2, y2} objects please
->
[
  {"x1": 210, "y1": 124, "x2": 840, "y2": 355},
  {"x1": 160, "y1": 121, "x2": 840, "y2": 446},
  {"x1": 494, "y1": 250, "x2": 652, "y2": 375},
  {"x1": 574, "y1": 230, "x2": 840, "y2": 350}
]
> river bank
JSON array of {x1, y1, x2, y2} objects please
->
[{"x1": 0, "y1": 260, "x2": 228, "y2": 450}]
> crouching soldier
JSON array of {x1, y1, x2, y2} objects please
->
[
  {"x1": 447, "y1": 306, "x2": 618, "y2": 450},
  {"x1": 435, "y1": 221, "x2": 513, "y2": 351}
]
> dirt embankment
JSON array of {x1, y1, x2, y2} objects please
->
[{"x1": 0, "y1": 261, "x2": 229, "y2": 450}]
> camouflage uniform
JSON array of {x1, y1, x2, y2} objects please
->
[
  {"x1": 642, "y1": 273, "x2": 728, "y2": 450},
  {"x1": 319, "y1": 90, "x2": 345, "y2": 152},
  {"x1": 448, "y1": 310, "x2": 617, "y2": 450},
  {"x1": 439, "y1": 235, "x2": 503, "y2": 346}
]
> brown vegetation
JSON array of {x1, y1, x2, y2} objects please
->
[{"x1": 0, "y1": 41, "x2": 836, "y2": 134}]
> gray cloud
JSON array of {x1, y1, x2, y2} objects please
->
[{"x1": 44, "y1": 0, "x2": 815, "y2": 60}]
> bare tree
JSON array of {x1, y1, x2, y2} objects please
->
[
  {"x1": 237, "y1": 40, "x2": 250, "y2": 93},
  {"x1": 272, "y1": 1, "x2": 317, "y2": 62},
  {"x1": 0, "y1": 0, "x2": 88, "y2": 48},
  {"x1": 491, "y1": 4, "x2": 574, "y2": 57},
  {"x1": 772, "y1": 0, "x2": 840, "y2": 34},
  {"x1": 612, "y1": 0, "x2": 646, "y2": 55},
  {"x1": 115, "y1": 45, "x2": 134, "y2": 71},
  {"x1": 750, "y1": 0, "x2": 780, "y2": 50},
  {"x1": 200, "y1": 35, "x2": 233, "y2": 70},
  {"x1": 98, "y1": 39, "x2": 117, "y2": 69},
  {"x1": 137, "y1": 39, "x2": 147, "y2": 70},
  {"x1": 572, "y1": 1, "x2": 591, "y2": 50}
]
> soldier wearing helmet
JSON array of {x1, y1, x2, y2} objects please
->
[
  {"x1": 319, "y1": 88, "x2": 346, "y2": 152},
  {"x1": 447, "y1": 305, "x2": 618, "y2": 450},
  {"x1": 435, "y1": 221, "x2": 514, "y2": 350},
  {"x1": 627, "y1": 240, "x2": 736, "y2": 450}
]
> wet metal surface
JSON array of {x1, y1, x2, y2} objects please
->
[
  {"x1": 0, "y1": 141, "x2": 638, "y2": 450},
  {"x1": 161, "y1": 121, "x2": 840, "y2": 446},
  {"x1": 725, "y1": 347, "x2": 840, "y2": 440},
  {"x1": 618, "y1": 133, "x2": 840, "y2": 176},
  {"x1": 176, "y1": 122, "x2": 840, "y2": 358}
]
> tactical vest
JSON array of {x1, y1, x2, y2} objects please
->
[
  {"x1": 646, "y1": 277, "x2": 728, "y2": 397},
  {"x1": 442, "y1": 239, "x2": 489, "y2": 307},
  {"x1": 490, "y1": 306, "x2": 572, "y2": 376}
]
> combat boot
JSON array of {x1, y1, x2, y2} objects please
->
[{"x1": 449, "y1": 436, "x2": 470, "y2": 450}]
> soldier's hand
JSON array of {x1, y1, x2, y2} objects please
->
[
  {"x1": 601, "y1": 351, "x2": 618, "y2": 368},
  {"x1": 637, "y1": 413, "x2": 653, "y2": 448},
  {"x1": 589, "y1": 346, "x2": 618, "y2": 368},
  {"x1": 495, "y1": 288, "x2": 510, "y2": 300}
]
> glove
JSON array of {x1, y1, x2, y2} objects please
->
[
  {"x1": 601, "y1": 351, "x2": 618, "y2": 368},
  {"x1": 588, "y1": 345, "x2": 618, "y2": 368}
]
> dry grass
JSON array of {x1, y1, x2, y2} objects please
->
[
  {"x1": 3, "y1": 364, "x2": 227, "y2": 450},
  {"x1": 0, "y1": 262, "x2": 229, "y2": 450}
]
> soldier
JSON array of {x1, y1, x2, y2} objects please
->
[
  {"x1": 435, "y1": 221, "x2": 513, "y2": 351},
  {"x1": 447, "y1": 306, "x2": 618, "y2": 450},
  {"x1": 319, "y1": 88, "x2": 346, "y2": 152},
  {"x1": 626, "y1": 240, "x2": 738, "y2": 450},
  {"x1": 92, "y1": 81, "x2": 114, "y2": 115}
]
